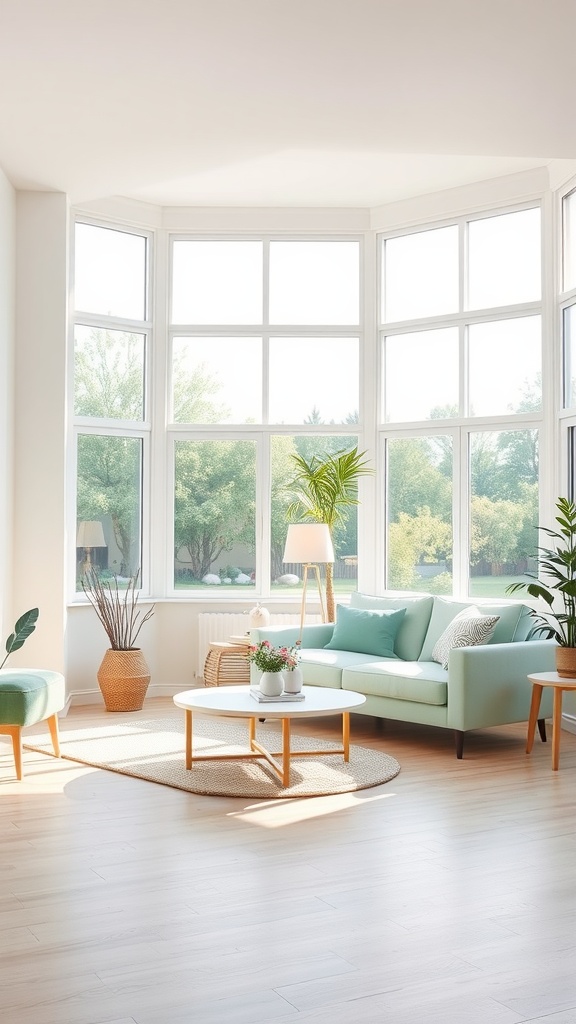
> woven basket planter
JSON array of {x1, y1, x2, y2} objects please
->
[
  {"x1": 97, "y1": 648, "x2": 151, "y2": 712},
  {"x1": 556, "y1": 646, "x2": 576, "y2": 679}
]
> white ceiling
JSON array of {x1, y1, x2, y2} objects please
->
[{"x1": 1, "y1": 0, "x2": 575, "y2": 209}]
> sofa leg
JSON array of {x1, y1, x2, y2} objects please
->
[
  {"x1": 537, "y1": 718, "x2": 547, "y2": 743},
  {"x1": 455, "y1": 731, "x2": 464, "y2": 759}
]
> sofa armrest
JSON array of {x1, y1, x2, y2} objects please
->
[{"x1": 447, "y1": 639, "x2": 556, "y2": 731}]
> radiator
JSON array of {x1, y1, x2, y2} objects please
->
[{"x1": 197, "y1": 611, "x2": 320, "y2": 680}]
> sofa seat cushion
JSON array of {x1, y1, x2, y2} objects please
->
[
  {"x1": 342, "y1": 660, "x2": 448, "y2": 706},
  {"x1": 350, "y1": 593, "x2": 433, "y2": 661},
  {"x1": 299, "y1": 649, "x2": 387, "y2": 688}
]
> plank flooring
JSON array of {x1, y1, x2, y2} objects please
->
[{"x1": 2, "y1": 700, "x2": 576, "y2": 1024}]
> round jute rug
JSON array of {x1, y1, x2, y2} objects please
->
[{"x1": 24, "y1": 712, "x2": 401, "y2": 799}]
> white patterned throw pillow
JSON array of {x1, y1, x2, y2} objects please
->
[{"x1": 431, "y1": 608, "x2": 500, "y2": 670}]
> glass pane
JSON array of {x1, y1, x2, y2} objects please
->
[
  {"x1": 467, "y1": 208, "x2": 541, "y2": 309},
  {"x1": 383, "y1": 327, "x2": 459, "y2": 422},
  {"x1": 171, "y1": 240, "x2": 263, "y2": 324},
  {"x1": 74, "y1": 326, "x2": 145, "y2": 420},
  {"x1": 269, "y1": 338, "x2": 359, "y2": 424},
  {"x1": 563, "y1": 305, "x2": 576, "y2": 409},
  {"x1": 563, "y1": 190, "x2": 576, "y2": 291},
  {"x1": 469, "y1": 430, "x2": 539, "y2": 598},
  {"x1": 174, "y1": 439, "x2": 256, "y2": 589},
  {"x1": 468, "y1": 316, "x2": 541, "y2": 416},
  {"x1": 271, "y1": 435, "x2": 359, "y2": 596},
  {"x1": 75, "y1": 223, "x2": 147, "y2": 320},
  {"x1": 383, "y1": 226, "x2": 458, "y2": 322},
  {"x1": 386, "y1": 436, "x2": 453, "y2": 593},
  {"x1": 76, "y1": 435, "x2": 142, "y2": 587},
  {"x1": 269, "y1": 241, "x2": 359, "y2": 325},
  {"x1": 172, "y1": 337, "x2": 262, "y2": 423}
]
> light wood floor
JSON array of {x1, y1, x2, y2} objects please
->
[{"x1": 2, "y1": 701, "x2": 576, "y2": 1024}]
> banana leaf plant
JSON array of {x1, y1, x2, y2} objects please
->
[
  {"x1": 0, "y1": 608, "x2": 39, "y2": 669},
  {"x1": 506, "y1": 496, "x2": 576, "y2": 646}
]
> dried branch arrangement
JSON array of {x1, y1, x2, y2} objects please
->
[{"x1": 81, "y1": 569, "x2": 155, "y2": 650}]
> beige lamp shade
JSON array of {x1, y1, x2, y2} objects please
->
[
  {"x1": 283, "y1": 523, "x2": 335, "y2": 564},
  {"x1": 76, "y1": 520, "x2": 106, "y2": 548}
]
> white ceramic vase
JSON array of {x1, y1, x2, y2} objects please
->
[
  {"x1": 259, "y1": 671, "x2": 284, "y2": 697},
  {"x1": 283, "y1": 666, "x2": 304, "y2": 693}
]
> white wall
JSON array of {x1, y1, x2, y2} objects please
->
[
  {"x1": 13, "y1": 192, "x2": 68, "y2": 672},
  {"x1": 0, "y1": 167, "x2": 15, "y2": 646}
]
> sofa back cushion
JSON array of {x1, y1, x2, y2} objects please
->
[
  {"x1": 350, "y1": 593, "x2": 434, "y2": 661},
  {"x1": 324, "y1": 604, "x2": 406, "y2": 658},
  {"x1": 419, "y1": 597, "x2": 526, "y2": 662}
]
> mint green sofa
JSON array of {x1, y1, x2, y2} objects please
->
[{"x1": 250, "y1": 593, "x2": 556, "y2": 758}]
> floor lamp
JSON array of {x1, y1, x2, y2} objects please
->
[
  {"x1": 283, "y1": 523, "x2": 335, "y2": 635},
  {"x1": 76, "y1": 520, "x2": 106, "y2": 576}
]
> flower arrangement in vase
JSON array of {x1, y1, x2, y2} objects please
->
[{"x1": 246, "y1": 640, "x2": 302, "y2": 696}]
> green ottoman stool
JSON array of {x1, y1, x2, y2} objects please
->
[{"x1": 0, "y1": 669, "x2": 65, "y2": 780}]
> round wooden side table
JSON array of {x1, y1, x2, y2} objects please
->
[
  {"x1": 203, "y1": 641, "x2": 251, "y2": 687},
  {"x1": 527, "y1": 671, "x2": 576, "y2": 771}
]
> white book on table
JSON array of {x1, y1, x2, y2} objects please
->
[{"x1": 249, "y1": 686, "x2": 305, "y2": 703}]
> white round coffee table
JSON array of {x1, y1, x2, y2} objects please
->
[{"x1": 173, "y1": 685, "x2": 366, "y2": 788}]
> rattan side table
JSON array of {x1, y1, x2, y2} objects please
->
[{"x1": 203, "y1": 640, "x2": 251, "y2": 687}]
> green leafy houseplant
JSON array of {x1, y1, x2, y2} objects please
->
[
  {"x1": 1, "y1": 608, "x2": 39, "y2": 669},
  {"x1": 82, "y1": 569, "x2": 154, "y2": 650},
  {"x1": 506, "y1": 496, "x2": 576, "y2": 651},
  {"x1": 286, "y1": 445, "x2": 372, "y2": 623}
]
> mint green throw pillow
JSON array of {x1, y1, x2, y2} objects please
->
[
  {"x1": 350, "y1": 593, "x2": 433, "y2": 661},
  {"x1": 324, "y1": 605, "x2": 406, "y2": 658}
]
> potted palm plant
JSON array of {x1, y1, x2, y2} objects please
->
[
  {"x1": 82, "y1": 569, "x2": 155, "y2": 711},
  {"x1": 507, "y1": 496, "x2": 576, "y2": 677},
  {"x1": 286, "y1": 445, "x2": 372, "y2": 623}
]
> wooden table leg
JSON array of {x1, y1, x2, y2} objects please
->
[
  {"x1": 249, "y1": 717, "x2": 256, "y2": 746},
  {"x1": 342, "y1": 711, "x2": 350, "y2": 762},
  {"x1": 282, "y1": 718, "x2": 291, "y2": 786},
  {"x1": 185, "y1": 709, "x2": 192, "y2": 770},
  {"x1": 552, "y1": 687, "x2": 564, "y2": 771},
  {"x1": 526, "y1": 683, "x2": 543, "y2": 754}
]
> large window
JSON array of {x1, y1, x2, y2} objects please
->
[
  {"x1": 381, "y1": 206, "x2": 542, "y2": 598},
  {"x1": 71, "y1": 203, "x2": 548, "y2": 603},
  {"x1": 169, "y1": 237, "x2": 361, "y2": 593},
  {"x1": 73, "y1": 222, "x2": 149, "y2": 589}
]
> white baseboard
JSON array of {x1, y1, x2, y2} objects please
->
[
  {"x1": 562, "y1": 714, "x2": 576, "y2": 734},
  {"x1": 64, "y1": 681, "x2": 198, "y2": 710}
]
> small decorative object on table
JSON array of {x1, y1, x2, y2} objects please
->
[
  {"x1": 249, "y1": 686, "x2": 305, "y2": 703},
  {"x1": 282, "y1": 640, "x2": 303, "y2": 693},
  {"x1": 246, "y1": 639, "x2": 302, "y2": 697},
  {"x1": 249, "y1": 603, "x2": 271, "y2": 628}
]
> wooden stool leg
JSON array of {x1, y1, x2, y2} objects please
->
[
  {"x1": 7, "y1": 726, "x2": 23, "y2": 780},
  {"x1": 46, "y1": 713, "x2": 61, "y2": 758}
]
